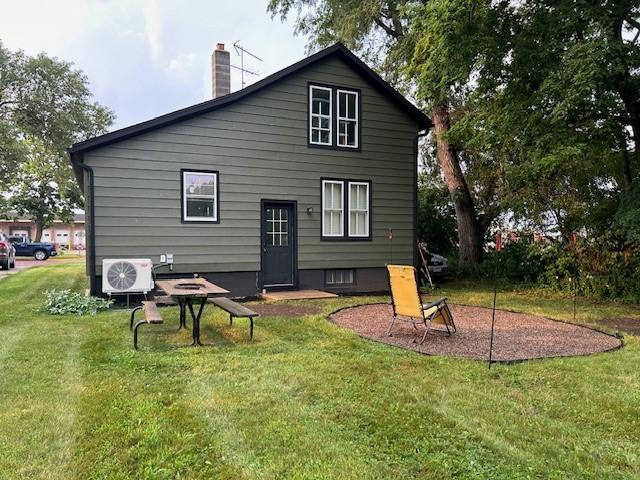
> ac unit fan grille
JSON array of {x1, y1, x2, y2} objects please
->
[{"x1": 106, "y1": 261, "x2": 138, "y2": 291}]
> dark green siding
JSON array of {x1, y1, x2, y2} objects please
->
[{"x1": 85, "y1": 55, "x2": 419, "y2": 276}]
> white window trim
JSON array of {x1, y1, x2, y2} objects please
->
[
  {"x1": 182, "y1": 170, "x2": 218, "y2": 222},
  {"x1": 348, "y1": 181, "x2": 370, "y2": 237},
  {"x1": 337, "y1": 89, "x2": 359, "y2": 148},
  {"x1": 322, "y1": 179, "x2": 344, "y2": 237},
  {"x1": 309, "y1": 85, "x2": 333, "y2": 146}
]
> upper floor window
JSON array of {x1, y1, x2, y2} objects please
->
[
  {"x1": 182, "y1": 170, "x2": 219, "y2": 223},
  {"x1": 309, "y1": 84, "x2": 360, "y2": 149},
  {"x1": 309, "y1": 85, "x2": 332, "y2": 146},
  {"x1": 337, "y1": 90, "x2": 358, "y2": 148}
]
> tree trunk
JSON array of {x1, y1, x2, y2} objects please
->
[
  {"x1": 34, "y1": 216, "x2": 44, "y2": 242},
  {"x1": 621, "y1": 148, "x2": 632, "y2": 192},
  {"x1": 613, "y1": 18, "x2": 638, "y2": 184},
  {"x1": 617, "y1": 83, "x2": 640, "y2": 180},
  {"x1": 432, "y1": 103, "x2": 483, "y2": 267}
]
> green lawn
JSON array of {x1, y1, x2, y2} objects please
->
[{"x1": 1, "y1": 262, "x2": 639, "y2": 479}]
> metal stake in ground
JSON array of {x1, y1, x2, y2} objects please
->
[
  {"x1": 488, "y1": 233, "x2": 502, "y2": 369},
  {"x1": 570, "y1": 232, "x2": 578, "y2": 324}
]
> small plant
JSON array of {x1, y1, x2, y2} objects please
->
[{"x1": 40, "y1": 289, "x2": 113, "y2": 316}]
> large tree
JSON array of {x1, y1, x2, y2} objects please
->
[
  {"x1": 8, "y1": 139, "x2": 81, "y2": 240},
  {"x1": 0, "y1": 40, "x2": 113, "y2": 231},
  {"x1": 450, "y1": 1, "x2": 640, "y2": 242},
  {"x1": 268, "y1": 0, "x2": 487, "y2": 266}
]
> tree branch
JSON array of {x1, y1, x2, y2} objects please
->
[{"x1": 374, "y1": 17, "x2": 401, "y2": 38}]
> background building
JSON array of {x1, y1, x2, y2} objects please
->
[{"x1": 0, "y1": 213, "x2": 86, "y2": 249}]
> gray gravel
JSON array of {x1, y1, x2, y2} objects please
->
[{"x1": 330, "y1": 303, "x2": 622, "y2": 362}]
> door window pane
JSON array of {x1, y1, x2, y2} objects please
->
[{"x1": 267, "y1": 208, "x2": 289, "y2": 246}]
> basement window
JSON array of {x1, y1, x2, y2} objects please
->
[
  {"x1": 182, "y1": 170, "x2": 219, "y2": 223},
  {"x1": 325, "y1": 269, "x2": 355, "y2": 286}
]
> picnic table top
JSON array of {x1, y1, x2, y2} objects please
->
[{"x1": 156, "y1": 277, "x2": 229, "y2": 298}]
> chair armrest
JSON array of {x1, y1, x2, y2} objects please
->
[{"x1": 422, "y1": 297, "x2": 447, "y2": 310}]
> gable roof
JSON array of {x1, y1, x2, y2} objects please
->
[{"x1": 69, "y1": 43, "x2": 430, "y2": 156}]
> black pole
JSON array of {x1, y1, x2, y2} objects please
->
[
  {"x1": 488, "y1": 235, "x2": 501, "y2": 369},
  {"x1": 573, "y1": 274, "x2": 577, "y2": 323},
  {"x1": 571, "y1": 232, "x2": 578, "y2": 324}
]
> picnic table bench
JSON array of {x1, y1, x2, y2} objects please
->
[
  {"x1": 208, "y1": 297, "x2": 258, "y2": 339},
  {"x1": 129, "y1": 278, "x2": 258, "y2": 348},
  {"x1": 130, "y1": 301, "x2": 164, "y2": 349}
]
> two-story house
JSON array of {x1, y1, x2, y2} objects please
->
[{"x1": 69, "y1": 43, "x2": 430, "y2": 297}]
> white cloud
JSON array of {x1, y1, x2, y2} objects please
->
[
  {"x1": 0, "y1": 0, "x2": 307, "y2": 129},
  {"x1": 143, "y1": 0, "x2": 164, "y2": 62},
  {"x1": 166, "y1": 52, "x2": 197, "y2": 79}
]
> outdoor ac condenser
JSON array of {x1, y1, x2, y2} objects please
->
[{"x1": 102, "y1": 258, "x2": 154, "y2": 294}]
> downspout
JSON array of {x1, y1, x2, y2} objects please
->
[
  {"x1": 414, "y1": 129, "x2": 429, "y2": 269},
  {"x1": 69, "y1": 151, "x2": 97, "y2": 295}
]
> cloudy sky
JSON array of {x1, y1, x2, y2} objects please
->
[{"x1": 0, "y1": 0, "x2": 308, "y2": 130}]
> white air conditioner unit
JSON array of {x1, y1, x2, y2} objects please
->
[{"x1": 102, "y1": 258, "x2": 154, "y2": 294}]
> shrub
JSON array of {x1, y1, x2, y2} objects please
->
[
  {"x1": 462, "y1": 236, "x2": 640, "y2": 302},
  {"x1": 40, "y1": 289, "x2": 113, "y2": 316}
]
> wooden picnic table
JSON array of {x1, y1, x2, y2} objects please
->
[{"x1": 155, "y1": 277, "x2": 229, "y2": 346}]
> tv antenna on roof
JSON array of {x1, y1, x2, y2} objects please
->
[{"x1": 232, "y1": 41, "x2": 262, "y2": 88}]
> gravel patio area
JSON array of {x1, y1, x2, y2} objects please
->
[{"x1": 330, "y1": 303, "x2": 622, "y2": 362}]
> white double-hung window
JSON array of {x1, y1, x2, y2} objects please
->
[
  {"x1": 337, "y1": 90, "x2": 358, "y2": 148},
  {"x1": 322, "y1": 180, "x2": 344, "y2": 236},
  {"x1": 322, "y1": 179, "x2": 371, "y2": 240},
  {"x1": 309, "y1": 84, "x2": 360, "y2": 148},
  {"x1": 182, "y1": 170, "x2": 219, "y2": 222},
  {"x1": 348, "y1": 181, "x2": 369, "y2": 237},
  {"x1": 309, "y1": 85, "x2": 332, "y2": 146}
]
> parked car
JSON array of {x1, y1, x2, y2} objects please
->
[
  {"x1": 0, "y1": 233, "x2": 16, "y2": 270},
  {"x1": 8, "y1": 236, "x2": 58, "y2": 261},
  {"x1": 426, "y1": 251, "x2": 449, "y2": 277}
]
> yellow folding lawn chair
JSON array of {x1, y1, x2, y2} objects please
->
[{"x1": 386, "y1": 264, "x2": 456, "y2": 344}]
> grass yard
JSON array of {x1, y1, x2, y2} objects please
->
[{"x1": 1, "y1": 262, "x2": 639, "y2": 479}]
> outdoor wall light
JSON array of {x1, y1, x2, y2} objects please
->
[{"x1": 306, "y1": 207, "x2": 314, "y2": 214}]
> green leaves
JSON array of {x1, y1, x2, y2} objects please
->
[
  {"x1": 39, "y1": 288, "x2": 114, "y2": 316},
  {"x1": 7, "y1": 137, "x2": 80, "y2": 232},
  {"x1": 0, "y1": 39, "x2": 113, "y2": 225},
  {"x1": 0, "y1": 41, "x2": 114, "y2": 157},
  {"x1": 404, "y1": 0, "x2": 495, "y2": 106}
]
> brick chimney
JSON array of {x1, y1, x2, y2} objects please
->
[{"x1": 211, "y1": 43, "x2": 230, "y2": 98}]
